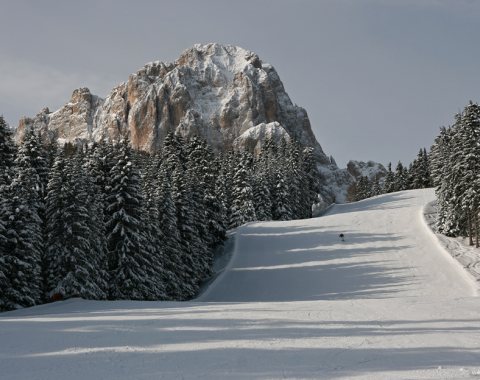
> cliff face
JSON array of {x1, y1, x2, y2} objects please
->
[
  {"x1": 16, "y1": 43, "x2": 353, "y2": 200},
  {"x1": 347, "y1": 160, "x2": 387, "y2": 182},
  {"x1": 17, "y1": 44, "x2": 327, "y2": 160}
]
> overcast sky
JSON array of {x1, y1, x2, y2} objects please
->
[{"x1": 1, "y1": 0, "x2": 479, "y2": 167}]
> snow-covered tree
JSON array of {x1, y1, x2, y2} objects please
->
[
  {"x1": 230, "y1": 152, "x2": 256, "y2": 228},
  {"x1": 0, "y1": 116, "x2": 16, "y2": 190},
  {"x1": 105, "y1": 139, "x2": 163, "y2": 300},
  {"x1": 383, "y1": 163, "x2": 395, "y2": 193},
  {"x1": 1, "y1": 133, "x2": 46, "y2": 309},
  {"x1": 410, "y1": 148, "x2": 431, "y2": 189},
  {"x1": 302, "y1": 147, "x2": 320, "y2": 218},
  {"x1": 45, "y1": 150, "x2": 107, "y2": 299},
  {"x1": 393, "y1": 161, "x2": 408, "y2": 191}
]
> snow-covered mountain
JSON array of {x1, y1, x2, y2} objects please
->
[
  {"x1": 15, "y1": 43, "x2": 353, "y2": 201},
  {"x1": 346, "y1": 160, "x2": 387, "y2": 182}
]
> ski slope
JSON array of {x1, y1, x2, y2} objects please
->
[{"x1": 2, "y1": 189, "x2": 480, "y2": 379}]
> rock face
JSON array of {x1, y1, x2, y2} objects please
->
[
  {"x1": 233, "y1": 121, "x2": 290, "y2": 155},
  {"x1": 16, "y1": 43, "x2": 353, "y2": 201},
  {"x1": 346, "y1": 160, "x2": 387, "y2": 182}
]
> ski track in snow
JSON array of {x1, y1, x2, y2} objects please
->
[{"x1": 2, "y1": 189, "x2": 480, "y2": 379}]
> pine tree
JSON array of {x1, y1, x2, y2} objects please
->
[
  {"x1": 218, "y1": 151, "x2": 236, "y2": 224},
  {"x1": 286, "y1": 140, "x2": 302, "y2": 219},
  {"x1": 45, "y1": 149, "x2": 107, "y2": 299},
  {"x1": 371, "y1": 178, "x2": 383, "y2": 196},
  {"x1": 84, "y1": 144, "x2": 109, "y2": 294},
  {"x1": 156, "y1": 165, "x2": 183, "y2": 299},
  {"x1": 302, "y1": 147, "x2": 320, "y2": 218},
  {"x1": 383, "y1": 163, "x2": 395, "y2": 193},
  {"x1": 230, "y1": 152, "x2": 257, "y2": 228},
  {"x1": 183, "y1": 138, "x2": 211, "y2": 281},
  {"x1": 273, "y1": 167, "x2": 292, "y2": 220},
  {"x1": 17, "y1": 130, "x2": 49, "y2": 201},
  {"x1": 393, "y1": 161, "x2": 408, "y2": 191},
  {"x1": 355, "y1": 176, "x2": 373, "y2": 200},
  {"x1": 430, "y1": 126, "x2": 459, "y2": 235},
  {"x1": 252, "y1": 173, "x2": 273, "y2": 221},
  {"x1": 172, "y1": 154, "x2": 200, "y2": 299},
  {"x1": 1, "y1": 135, "x2": 45, "y2": 308},
  {"x1": 0, "y1": 116, "x2": 15, "y2": 310},
  {"x1": 450, "y1": 102, "x2": 480, "y2": 245},
  {"x1": 0, "y1": 116, "x2": 16, "y2": 190},
  {"x1": 105, "y1": 139, "x2": 163, "y2": 300}
]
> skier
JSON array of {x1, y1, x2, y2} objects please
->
[{"x1": 339, "y1": 233, "x2": 345, "y2": 242}]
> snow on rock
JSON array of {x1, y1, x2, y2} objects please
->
[
  {"x1": 16, "y1": 44, "x2": 327, "y2": 159},
  {"x1": 16, "y1": 88, "x2": 104, "y2": 146},
  {"x1": 233, "y1": 121, "x2": 290, "y2": 154},
  {"x1": 2, "y1": 189, "x2": 480, "y2": 379},
  {"x1": 319, "y1": 160, "x2": 386, "y2": 204},
  {"x1": 347, "y1": 160, "x2": 387, "y2": 181},
  {"x1": 317, "y1": 164, "x2": 354, "y2": 204},
  {"x1": 15, "y1": 43, "x2": 352, "y2": 202}
]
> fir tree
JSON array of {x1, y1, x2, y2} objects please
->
[
  {"x1": 393, "y1": 161, "x2": 408, "y2": 191},
  {"x1": 45, "y1": 149, "x2": 107, "y2": 299},
  {"x1": 105, "y1": 139, "x2": 163, "y2": 300},
  {"x1": 383, "y1": 163, "x2": 395, "y2": 193},
  {"x1": 302, "y1": 147, "x2": 320, "y2": 218},
  {"x1": 156, "y1": 165, "x2": 183, "y2": 299},
  {"x1": 230, "y1": 152, "x2": 256, "y2": 228},
  {"x1": 0, "y1": 116, "x2": 16, "y2": 190},
  {"x1": 371, "y1": 178, "x2": 383, "y2": 196},
  {"x1": 172, "y1": 154, "x2": 200, "y2": 299},
  {"x1": 2, "y1": 139, "x2": 45, "y2": 308},
  {"x1": 0, "y1": 116, "x2": 15, "y2": 310}
]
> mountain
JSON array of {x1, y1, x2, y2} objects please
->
[
  {"x1": 15, "y1": 43, "x2": 352, "y2": 201},
  {"x1": 346, "y1": 160, "x2": 387, "y2": 182}
]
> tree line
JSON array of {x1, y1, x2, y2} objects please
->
[
  {"x1": 0, "y1": 117, "x2": 320, "y2": 311},
  {"x1": 347, "y1": 148, "x2": 432, "y2": 202},
  {"x1": 430, "y1": 101, "x2": 480, "y2": 246}
]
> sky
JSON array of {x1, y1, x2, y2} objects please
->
[{"x1": 1, "y1": 0, "x2": 479, "y2": 167}]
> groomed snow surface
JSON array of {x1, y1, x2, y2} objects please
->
[{"x1": 2, "y1": 189, "x2": 480, "y2": 379}]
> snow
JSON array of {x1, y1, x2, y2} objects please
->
[
  {"x1": 233, "y1": 122, "x2": 290, "y2": 154},
  {"x1": 424, "y1": 200, "x2": 480, "y2": 283},
  {"x1": 2, "y1": 189, "x2": 480, "y2": 379},
  {"x1": 317, "y1": 163, "x2": 353, "y2": 203},
  {"x1": 347, "y1": 160, "x2": 387, "y2": 181}
]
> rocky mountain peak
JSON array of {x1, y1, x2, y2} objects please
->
[
  {"x1": 347, "y1": 160, "x2": 387, "y2": 182},
  {"x1": 15, "y1": 43, "x2": 354, "y2": 200}
]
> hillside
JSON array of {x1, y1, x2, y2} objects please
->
[{"x1": 1, "y1": 189, "x2": 480, "y2": 379}]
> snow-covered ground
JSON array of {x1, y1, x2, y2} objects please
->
[
  {"x1": 424, "y1": 200, "x2": 480, "y2": 283},
  {"x1": 2, "y1": 189, "x2": 480, "y2": 379}
]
